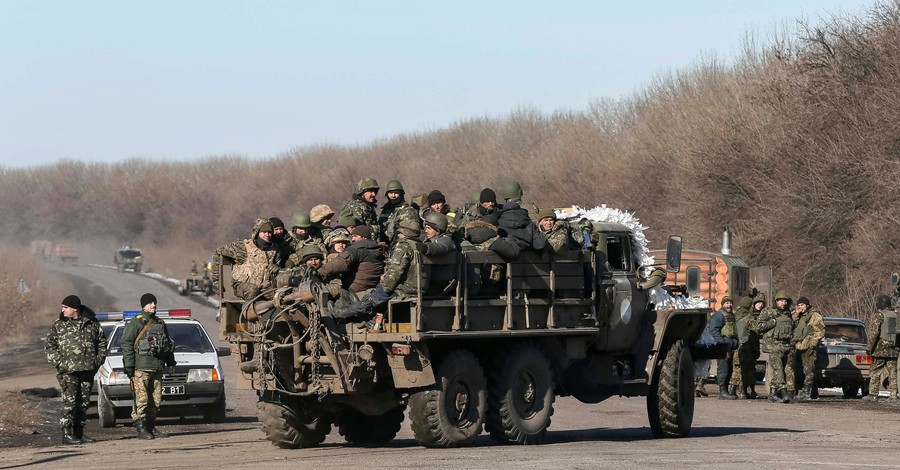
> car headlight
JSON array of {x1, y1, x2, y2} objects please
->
[{"x1": 187, "y1": 368, "x2": 220, "y2": 382}]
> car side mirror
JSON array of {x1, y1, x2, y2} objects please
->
[
  {"x1": 216, "y1": 346, "x2": 232, "y2": 357},
  {"x1": 666, "y1": 236, "x2": 682, "y2": 273}
]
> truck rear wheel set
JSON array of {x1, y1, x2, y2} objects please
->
[
  {"x1": 486, "y1": 342, "x2": 555, "y2": 445},
  {"x1": 258, "y1": 397, "x2": 333, "y2": 449}
]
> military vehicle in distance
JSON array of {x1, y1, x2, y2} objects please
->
[
  {"x1": 114, "y1": 246, "x2": 143, "y2": 273},
  {"x1": 218, "y1": 224, "x2": 714, "y2": 449},
  {"x1": 53, "y1": 243, "x2": 79, "y2": 266},
  {"x1": 180, "y1": 261, "x2": 214, "y2": 296}
]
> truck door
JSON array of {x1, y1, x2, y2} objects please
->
[{"x1": 595, "y1": 234, "x2": 643, "y2": 351}]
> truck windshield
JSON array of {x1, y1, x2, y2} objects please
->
[
  {"x1": 119, "y1": 250, "x2": 141, "y2": 258},
  {"x1": 107, "y1": 323, "x2": 215, "y2": 355},
  {"x1": 824, "y1": 324, "x2": 866, "y2": 344}
]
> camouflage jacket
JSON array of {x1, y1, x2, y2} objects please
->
[
  {"x1": 757, "y1": 307, "x2": 795, "y2": 348},
  {"x1": 867, "y1": 309, "x2": 900, "y2": 358},
  {"x1": 211, "y1": 218, "x2": 278, "y2": 293},
  {"x1": 45, "y1": 312, "x2": 107, "y2": 374},
  {"x1": 285, "y1": 237, "x2": 328, "y2": 268},
  {"x1": 121, "y1": 313, "x2": 176, "y2": 371},
  {"x1": 382, "y1": 201, "x2": 421, "y2": 242},
  {"x1": 457, "y1": 204, "x2": 497, "y2": 227},
  {"x1": 793, "y1": 308, "x2": 825, "y2": 351},
  {"x1": 541, "y1": 221, "x2": 571, "y2": 254},
  {"x1": 340, "y1": 195, "x2": 380, "y2": 240},
  {"x1": 382, "y1": 239, "x2": 423, "y2": 295}
]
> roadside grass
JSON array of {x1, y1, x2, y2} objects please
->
[{"x1": 0, "y1": 391, "x2": 44, "y2": 436}]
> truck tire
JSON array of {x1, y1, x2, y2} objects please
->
[
  {"x1": 409, "y1": 350, "x2": 487, "y2": 448},
  {"x1": 257, "y1": 397, "x2": 332, "y2": 449},
  {"x1": 486, "y1": 342, "x2": 555, "y2": 445},
  {"x1": 134, "y1": 264, "x2": 142, "y2": 273},
  {"x1": 336, "y1": 406, "x2": 405, "y2": 444},
  {"x1": 647, "y1": 338, "x2": 694, "y2": 438},
  {"x1": 98, "y1": 388, "x2": 116, "y2": 428},
  {"x1": 842, "y1": 383, "x2": 861, "y2": 399}
]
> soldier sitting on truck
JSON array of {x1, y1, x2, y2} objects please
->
[
  {"x1": 318, "y1": 225, "x2": 385, "y2": 294},
  {"x1": 498, "y1": 202, "x2": 548, "y2": 252},
  {"x1": 269, "y1": 217, "x2": 293, "y2": 268},
  {"x1": 212, "y1": 218, "x2": 280, "y2": 300},
  {"x1": 285, "y1": 213, "x2": 327, "y2": 267},
  {"x1": 537, "y1": 209, "x2": 572, "y2": 254}
]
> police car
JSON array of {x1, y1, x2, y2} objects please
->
[{"x1": 91, "y1": 309, "x2": 230, "y2": 427}]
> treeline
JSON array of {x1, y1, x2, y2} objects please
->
[{"x1": 2, "y1": 1, "x2": 899, "y2": 316}]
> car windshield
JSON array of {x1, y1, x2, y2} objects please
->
[
  {"x1": 108, "y1": 323, "x2": 214, "y2": 355},
  {"x1": 824, "y1": 324, "x2": 867, "y2": 344},
  {"x1": 101, "y1": 324, "x2": 116, "y2": 340}
]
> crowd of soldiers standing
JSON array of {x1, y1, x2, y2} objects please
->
[
  {"x1": 701, "y1": 291, "x2": 899, "y2": 403},
  {"x1": 212, "y1": 178, "x2": 576, "y2": 324}
]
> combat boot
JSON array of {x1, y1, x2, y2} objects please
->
[
  {"x1": 745, "y1": 386, "x2": 758, "y2": 399},
  {"x1": 793, "y1": 387, "x2": 810, "y2": 402},
  {"x1": 146, "y1": 416, "x2": 168, "y2": 438},
  {"x1": 781, "y1": 389, "x2": 793, "y2": 403},
  {"x1": 718, "y1": 385, "x2": 738, "y2": 400},
  {"x1": 134, "y1": 419, "x2": 155, "y2": 440},
  {"x1": 74, "y1": 424, "x2": 96, "y2": 443},
  {"x1": 734, "y1": 385, "x2": 747, "y2": 399},
  {"x1": 695, "y1": 379, "x2": 708, "y2": 397},
  {"x1": 62, "y1": 425, "x2": 82, "y2": 445},
  {"x1": 767, "y1": 388, "x2": 779, "y2": 403},
  {"x1": 862, "y1": 394, "x2": 878, "y2": 402}
]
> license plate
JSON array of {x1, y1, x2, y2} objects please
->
[{"x1": 163, "y1": 385, "x2": 185, "y2": 395}]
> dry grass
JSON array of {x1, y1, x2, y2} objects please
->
[
  {"x1": 0, "y1": 391, "x2": 43, "y2": 436},
  {"x1": 0, "y1": 245, "x2": 71, "y2": 350},
  {"x1": 1, "y1": 2, "x2": 899, "y2": 322}
]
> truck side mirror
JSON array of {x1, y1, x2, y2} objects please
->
[
  {"x1": 891, "y1": 272, "x2": 899, "y2": 286},
  {"x1": 666, "y1": 236, "x2": 682, "y2": 273}
]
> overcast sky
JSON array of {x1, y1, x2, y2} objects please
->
[{"x1": 0, "y1": 0, "x2": 873, "y2": 168}]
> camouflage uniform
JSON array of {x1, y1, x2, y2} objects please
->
[
  {"x1": 867, "y1": 305, "x2": 899, "y2": 399},
  {"x1": 285, "y1": 235, "x2": 327, "y2": 268},
  {"x1": 729, "y1": 297, "x2": 752, "y2": 391},
  {"x1": 733, "y1": 295, "x2": 764, "y2": 397},
  {"x1": 540, "y1": 221, "x2": 571, "y2": 254},
  {"x1": 793, "y1": 303, "x2": 825, "y2": 398},
  {"x1": 212, "y1": 218, "x2": 280, "y2": 300},
  {"x1": 382, "y1": 238, "x2": 423, "y2": 297},
  {"x1": 45, "y1": 307, "x2": 107, "y2": 441},
  {"x1": 121, "y1": 309, "x2": 176, "y2": 435},
  {"x1": 382, "y1": 200, "x2": 421, "y2": 243},
  {"x1": 340, "y1": 179, "x2": 381, "y2": 241},
  {"x1": 757, "y1": 292, "x2": 796, "y2": 402}
]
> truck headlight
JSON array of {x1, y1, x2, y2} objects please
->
[{"x1": 187, "y1": 368, "x2": 221, "y2": 382}]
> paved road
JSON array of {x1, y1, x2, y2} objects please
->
[{"x1": 1, "y1": 265, "x2": 899, "y2": 468}]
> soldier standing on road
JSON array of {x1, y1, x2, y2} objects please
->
[
  {"x1": 865, "y1": 295, "x2": 899, "y2": 402},
  {"x1": 122, "y1": 293, "x2": 176, "y2": 440},
  {"x1": 340, "y1": 178, "x2": 381, "y2": 241},
  {"x1": 708, "y1": 296, "x2": 739, "y2": 400},
  {"x1": 729, "y1": 296, "x2": 753, "y2": 399},
  {"x1": 45, "y1": 295, "x2": 107, "y2": 445},
  {"x1": 757, "y1": 290, "x2": 796, "y2": 403},
  {"x1": 792, "y1": 296, "x2": 825, "y2": 401},
  {"x1": 736, "y1": 293, "x2": 766, "y2": 399},
  {"x1": 212, "y1": 218, "x2": 280, "y2": 300}
]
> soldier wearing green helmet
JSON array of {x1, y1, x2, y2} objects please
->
[
  {"x1": 756, "y1": 290, "x2": 796, "y2": 403},
  {"x1": 379, "y1": 179, "x2": 421, "y2": 242},
  {"x1": 285, "y1": 211, "x2": 327, "y2": 269},
  {"x1": 339, "y1": 178, "x2": 381, "y2": 241},
  {"x1": 500, "y1": 179, "x2": 540, "y2": 219}
]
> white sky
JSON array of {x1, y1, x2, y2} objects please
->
[{"x1": 0, "y1": 0, "x2": 874, "y2": 168}]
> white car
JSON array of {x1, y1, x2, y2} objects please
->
[{"x1": 91, "y1": 309, "x2": 230, "y2": 428}]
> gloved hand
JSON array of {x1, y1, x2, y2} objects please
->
[
  {"x1": 124, "y1": 367, "x2": 135, "y2": 378},
  {"x1": 414, "y1": 241, "x2": 428, "y2": 255}
]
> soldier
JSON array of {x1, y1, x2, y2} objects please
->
[
  {"x1": 319, "y1": 225, "x2": 385, "y2": 293},
  {"x1": 458, "y1": 188, "x2": 498, "y2": 226},
  {"x1": 122, "y1": 293, "x2": 177, "y2": 439},
  {"x1": 708, "y1": 296, "x2": 739, "y2": 399},
  {"x1": 500, "y1": 180, "x2": 539, "y2": 215},
  {"x1": 792, "y1": 296, "x2": 825, "y2": 401},
  {"x1": 637, "y1": 267, "x2": 666, "y2": 291},
  {"x1": 380, "y1": 180, "x2": 421, "y2": 242},
  {"x1": 268, "y1": 217, "x2": 293, "y2": 268},
  {"x1": 757, "y1": 290, "x2": 795, "y2": 403},
  {"x1": 45, "y1": 295, "x2": 107, "y2": 445},
  {"x1": 212, "y1": 218, "x2": 280, "y2": 300},
  {"x1": 309, "y1": 204, "x2": 335, "y2": 241},
  {"x1": 418, "y1": 213, "x2": 456, "y2": 257},
  {"x1": 729, "y1": 296, "x2": 753, "y2": 398},
  {"x1": 285, "y1": 213, "x2": 328, "y2": 269},
  {"x1": 298, "y1": 245, "x2": 325, "y2": 270},
  {"x1": 323, "y1": 228, "x2": 351, "y2": 261},
  {"x1": 339, "y1": 178, "x2": 381, "y2": 240},
  {"x1": 736, "y1": 293, "x2": 765, "y2": 399},
  {"x1": 536, "y1": 209, "x2": 571, "y2": 254},
  {"x1": 865, "y1": 294, "x2": 899, "y2": 402},
  {"x1": 498, "y1": 201, "x2": 548, "y2": 251}
]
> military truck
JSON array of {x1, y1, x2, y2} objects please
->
[
  {"x1": 180, "y1": 262, "x2": 214, "y2": 296},
  {"x1": 114, "y1": 246, "x2": 143, "y2": 273},
  {"x1": 53, "y1": 243, "x2": 79, "y2": 266},
  {"x1": 218, "y1": 224, "x2": 713, "y2": 449}
]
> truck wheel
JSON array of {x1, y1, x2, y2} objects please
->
[
  {"x1": 134, "y1": 264, "x2": 142, "y2": 273},
  {"x1": 336, "y1": 406, "x2": 405, "y2": 444},
  {"x1": 409, "y1": 350, "x2": 486, "y2": 448},
  {"x1": 205, "y1": 398, "x2": 227, "y2": 423},
  {"x1": 98, "y1": 388, "x2": 116, "y2": 428},
  {"x1": 486, "y1": 342, "x2": 554, "y2": 445},
  {"x1": 258, "y1": 397, "x2": 332, "y2": 449},
  {"x1": 842, "y1": 384, "x2": 861, "y2": 399},
  {"x1": 647, "y1": 338, "x2": 694, "y2": 438}
]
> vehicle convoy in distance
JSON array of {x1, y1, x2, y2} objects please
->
[
  {"x1": 114, "y1": 246, "x2": 143, "y2": 273},
  {"x1": 91, "y1": 309, "x2": 230, "y2": 427},
  {"x1": 54, "y1": 243, "x2": 79, "y2": 266},
  {"x1": 218, "y1": 221, "x2": 717, "y2": 449}
]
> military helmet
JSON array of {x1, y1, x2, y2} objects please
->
[
  {"x1": 325, "y1": 228, "x2": 351, "y2": 247},
  {"x1": 501, "y1": 180, "x2": 524, "y2": 201},
  {"x1": 291, "y1": 212, "x2": 312, "y2": 229},
  {"x1": 397, "y1": 218, "x2": 421, "y2": 237},
  {"x1": 356, "y1": 178, "x2": 380, "y2": 195},
  {"x1": 774, "y1": 290, "x2": 791, "y2": 302},
  {"x1": 424, "y1": 212, "x2": 448, "y2": 233},
  {"x1": 537, "y1": 208, "x2": 556, "y2": 221},
  {"x1": 738, "y1": 296, "x2": 753, "y2": 309},
  {"x1": 309, "y1": 204, "x2": 334, "y2": 224},
  {"x1": 299, "y1": 245, "x2": 325, "y2": 262},
  {"x1": 385, "y1": 180, "x2": 404, "y2": 194}
]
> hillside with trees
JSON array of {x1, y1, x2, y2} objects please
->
[{"x1": 2, "y1": 1, "x2": 899, "y2": 317}]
